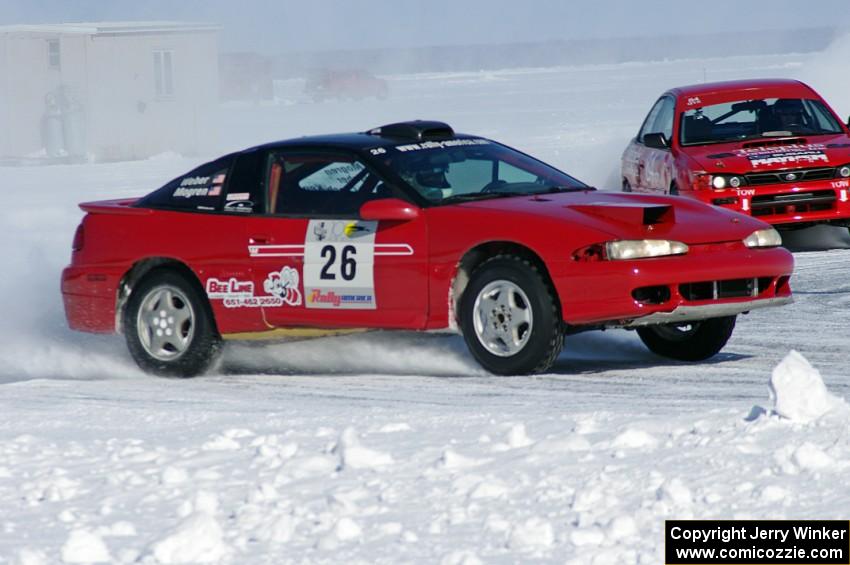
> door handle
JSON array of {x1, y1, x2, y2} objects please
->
[{"x1": 249, "y1": 235, "x2": 271, "y2": 245}]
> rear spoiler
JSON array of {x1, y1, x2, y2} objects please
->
[{"x1": 79, "y1": 198, "x2": 152, "y2": 216}]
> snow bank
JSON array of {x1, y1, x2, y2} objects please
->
[{"x1": 769, "y1": 350, "x2": 844, "y2": 422}]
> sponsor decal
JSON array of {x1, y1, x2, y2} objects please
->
[
  {"x1": 393, "y1": 138, "x2": 490, "y2": 153},
  {"x1": 307, "y1": 289, "x2": 374, "y2": 308},
  {"x1": 369, "y1": 147, "x2": 387, "y2": 156},
  {"x1": 263, "y1": 266, "x2": 302, "y2": 306},
  {"x1": 225, "y1": 200, "x2": 254, "y2": 213},
  {"x1": 226, "y1": 192, "x2": 251, "y2": 201},
  {"x1": 832, "y1": 180, "x2": 849, "y2": 189},
  {"x1": 737, "y1": 144, "x2": 829, "y2": 168},
  {"x1": 686, "y1": 96, "x2": 702, "y2": 106},
  {"x1": 206, "y1": 268, "x2": 302, "y2": 309},
  {"x1": 206, "y1": 277, "x2": 254, "y2": 298}
]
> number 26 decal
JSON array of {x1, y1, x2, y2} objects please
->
[{"x1": 319, "y1": 244, "x2": 357, "y2": 281}]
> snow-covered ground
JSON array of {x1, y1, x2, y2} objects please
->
[{"x1": 2, "y1": 46, "x2": 850, "y2": 563}]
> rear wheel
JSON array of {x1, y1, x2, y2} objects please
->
[
  {"x1": 636, "y1": 316, "x2": 736, "y2": 361},
  {"x1": 460, "y1": 255, "x2": 563, "y2": 375},
  {"x1": 124, "y1": 270, "x2": 220, "y2": 377}
]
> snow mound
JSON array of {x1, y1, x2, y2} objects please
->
[
  {"x1": 793, "y1": 442, "x2": 834, "y2": 471},
  {"x1": 333, "y1": 427, "x2": 394, "y2": 470},
  {"x1": 148, "y1": 505, "x2": 228, "y2": 563},
  {"x1": 611, "y1": 428, "x2": 657, "y2": 450},
  {"x1": 60, "y1": 529, "x2": 111, "y2": 563},
  {"x1": 508, "y1": 517, "x2": 554, "y2": 550},
  {"x1": 769, "y1": 350, "x2": 844, "y2": 422}
]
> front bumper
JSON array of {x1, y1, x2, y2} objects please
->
[
  {"x1": 551, "y1": 243, "x2": 793, "y2": 326},
  {"x1": 695, "y1": 180, "x2": 850, "y2": 225},
  {"x1": 616, "y1": 295, "x2": 793, "y2": 328}
]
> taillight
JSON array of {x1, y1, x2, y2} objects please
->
[{"x1": 72, "y1": 224, "x2": 85, "y2": 251}]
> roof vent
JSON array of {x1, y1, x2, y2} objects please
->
[{"x1": 367, "y1": 120, "x2": 454, "y2": 141}]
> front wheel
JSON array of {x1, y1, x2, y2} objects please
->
[
  {"x1": 460, "y1": 256, "x2": 563, "y2": 375},
  {"x1": 124, "y1": 270, "x2": 220, "y2": 377},
  {"x1": 636, "y1": 316, "x2": 736, "y2": 361}
]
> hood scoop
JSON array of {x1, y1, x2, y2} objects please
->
[
  {"x1": 569, "y1": 202, "x2": 674, "y2": 225},
  {"x1": 741, "y1": 137, "x2": 806, "y2": 149}
]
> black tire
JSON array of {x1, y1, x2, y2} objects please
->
[
  {"x1": 622, "y1": 179, "x2": 632, "y2": 192},
  {"x1": 636, "y1": 316, "x2": 736, "y2": 361},
  {"x1": 459, "y1": 255, "x2": 563, "y2": 375},
  {"x1": 124, "y1": 270, "x2": 220, "y2": 377}
]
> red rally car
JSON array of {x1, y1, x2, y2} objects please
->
[
  {"x1": 62, "y1": 121, "x2": 794, "y2": 377},
  {"x1": 622, "y1": 79, "x2": 850, "y2": 229}
]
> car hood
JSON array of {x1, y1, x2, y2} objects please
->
[
  {"x1": 683, "y1": 133, "x2": 850, "y2": 173},
  {"x1": 458, "y1": 190, "x2": 768, "y2": 245}
]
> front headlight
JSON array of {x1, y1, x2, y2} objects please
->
[
  {"x1": 711, "y1": 174, "x2": 744, "y2": 189},
  {"x1": 743, "y1": 228, "x2": 782, "y2": 248},
  {"x1": 605, "y1": 240, "x2": 689, "y2": 260}
]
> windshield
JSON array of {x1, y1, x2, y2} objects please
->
[
  {"x1": 376, "y1": 139, "x2": 590, "y2": 203},
  {"x1": 680, "y1": 97, "x2": 844, "y2": 146}
]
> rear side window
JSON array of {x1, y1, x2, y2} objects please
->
[
  {"x1": 267, "y1": 151, "x2": 390, "y2": 216},
  {"x1": 138, "y1": 156, "x2": 234, "y2": 211}
]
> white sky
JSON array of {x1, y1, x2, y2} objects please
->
[{"x1": 1, "y1": 0, "x2": 846, "y2": 53}]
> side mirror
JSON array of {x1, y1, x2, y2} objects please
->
[
  {"x1": 643, "y1": 132, "x2": 669, "y2": 150},
  {"x1": 359, "y1": 198, "x2": 420, "y2": 221}
]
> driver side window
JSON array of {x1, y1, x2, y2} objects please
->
[{"x1": 268, "y1": 152, "x2": 389, "y2": 217}]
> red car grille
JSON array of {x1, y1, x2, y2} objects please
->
[
  {"x1": 750, "y1": 189, "x2": 835, "y2": 217},
  {"x1": 745, "y1": 167, "x2": 835, "y2": 186},
  {"x1": 632, "y1": 276, "x2": 790, "y2": 305},
  {"x1": 679, "y1": 277, "x2": 772, "y2": 301}
]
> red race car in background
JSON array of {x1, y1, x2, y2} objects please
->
[
  {"x1": 622, "y1": 79, "x2": 850, "y2": 230},
  {"x1": 63, "y1": 121, "x2": 793, "y2": 377},
  {"x1": 304, "y1": 69, "x2": 389, "y2": 102}
]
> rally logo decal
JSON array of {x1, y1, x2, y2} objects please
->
[{"x1": 737, "y1": 144, "x2": 829, "y2": 168}]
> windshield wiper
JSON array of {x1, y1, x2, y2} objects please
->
[
  {"x1": 439, "y1": 192, "x2": 517, "y2": 204},
  {"x1": 537, "y1": 185, "x2": 590, "y2": 193}
]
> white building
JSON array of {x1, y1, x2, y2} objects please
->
[{"x1": 0, "y1": 21, "x2": 220, "y2": 162}]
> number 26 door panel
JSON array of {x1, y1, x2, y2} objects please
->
[{"x1": 245, "y1": 216, "x2": 428, "y2": 329}]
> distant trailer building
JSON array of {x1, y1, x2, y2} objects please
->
[{"x1": 0, "y1": 21, "x2": 220, "y2": 163}]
